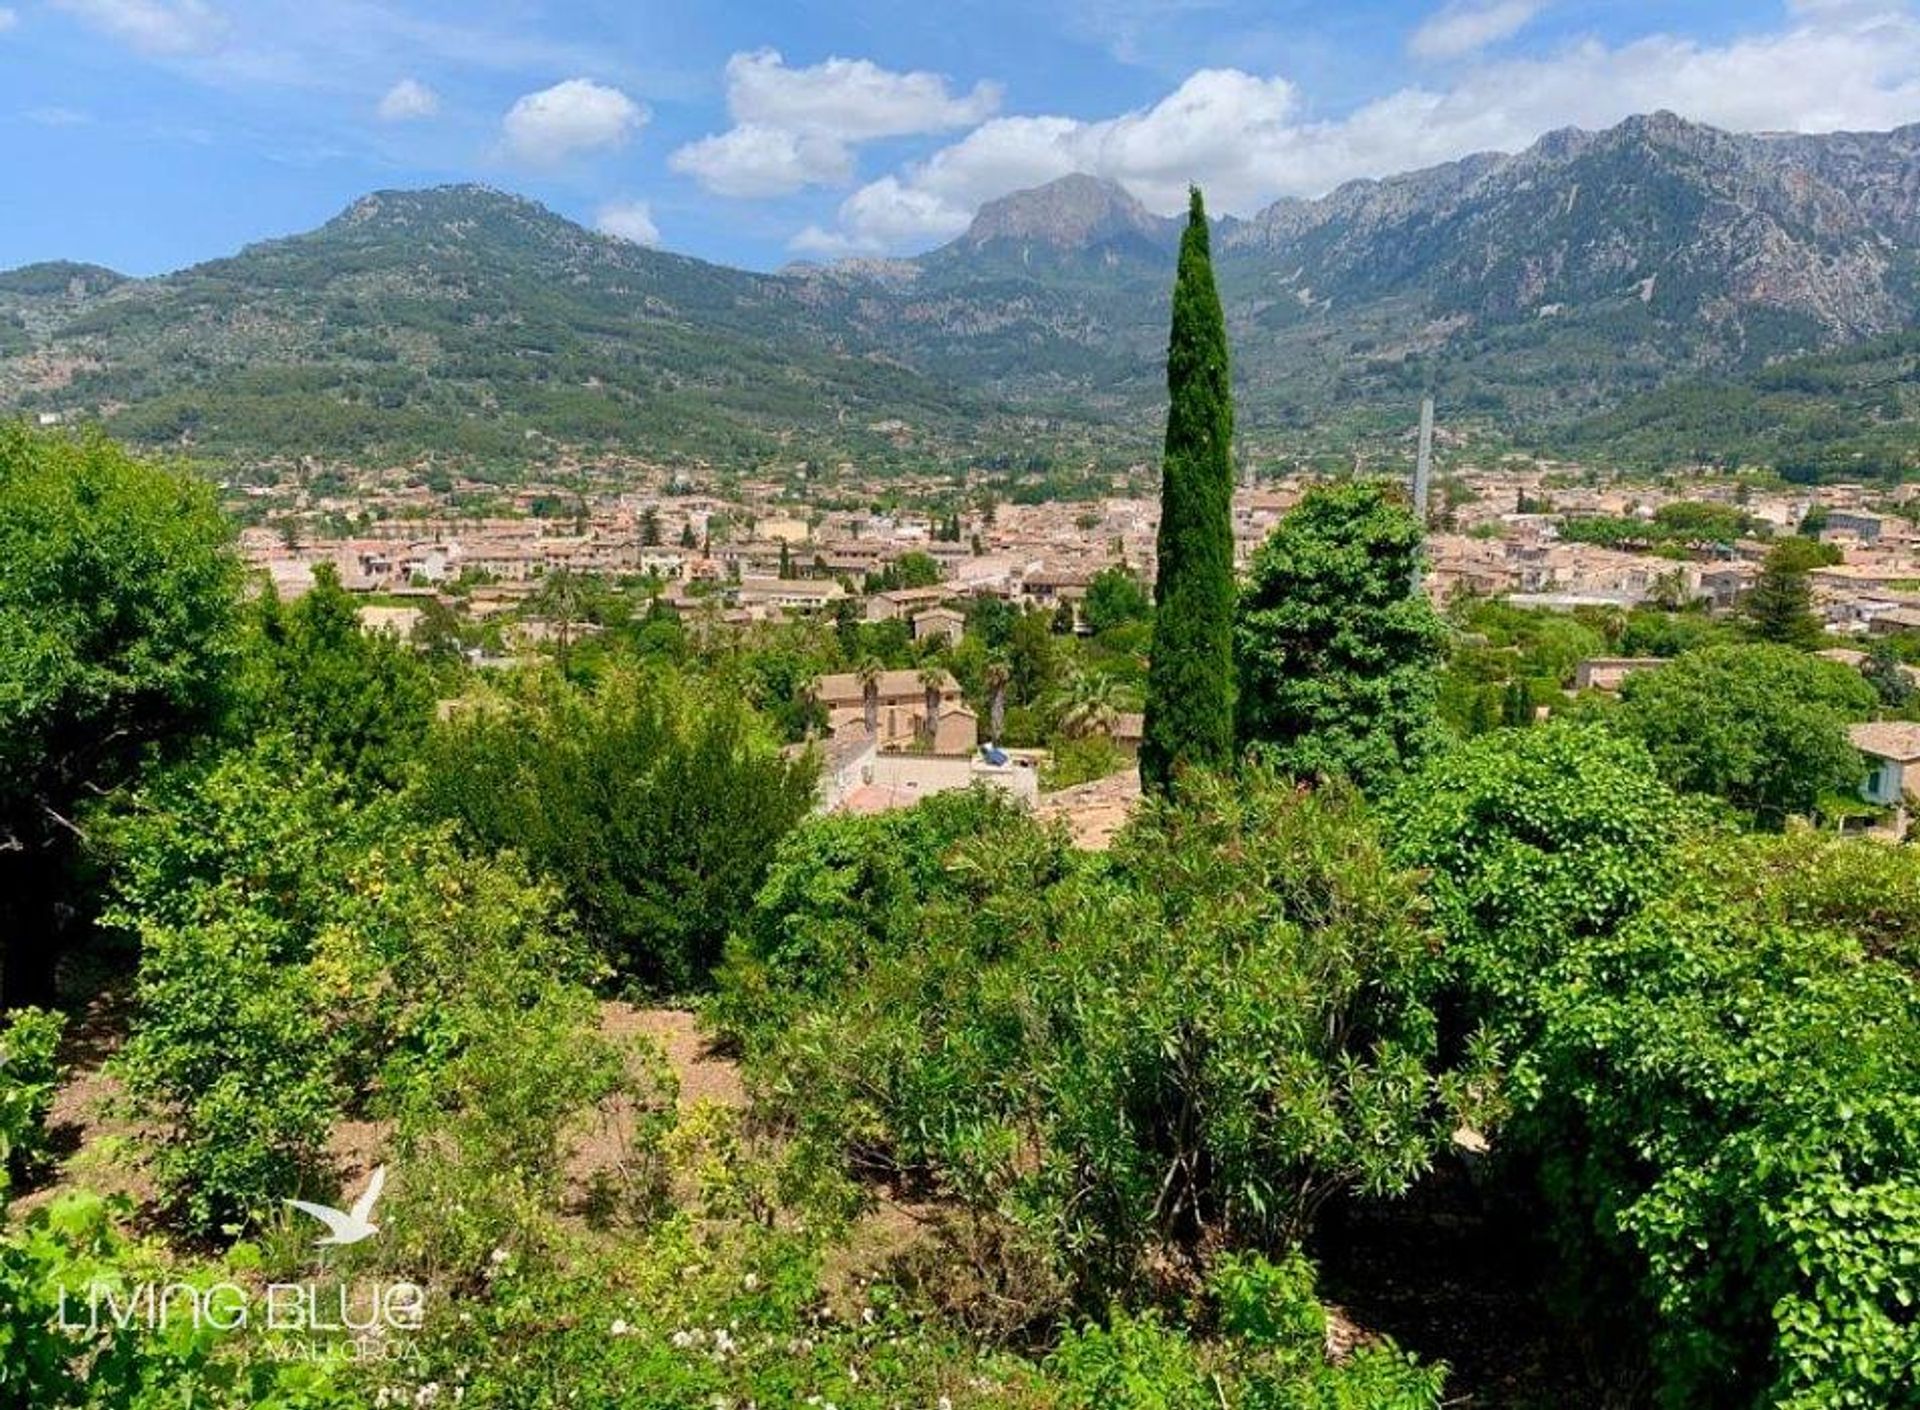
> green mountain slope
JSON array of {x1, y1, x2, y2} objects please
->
[
  {"x1": 6, "y1": 112, "x2": 1920, "y2": 471},
  {"x1": 1556, "y1": 332, "x2": 1920, "y2": 481},
  {"x1": 0, "y1": 188, "x2": 1037, "y2": 466}
]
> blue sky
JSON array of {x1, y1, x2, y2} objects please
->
[{"x1": 3, "y1": 1, "x2": 1919, "y2": 275}]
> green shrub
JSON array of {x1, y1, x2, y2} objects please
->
[
  {"x1": 1385, "y1": 721, "x2": 1691, "y2": 1032},
  {"x1": 109, "y1": 741, "x2": 621, "y2": 1240},
  {"x1": 231, "y1": 563, "x2": 436, "y2": 791},
  {"x1": 0, "y1": 1190, "x2": 357, "y2": 1409},
  {"x1": 1614, "y1": 644, "x2": 1876, "y2": 826},
  {"x1": 709, "y1": 785, "x2": 1043, "y2": 1052},
  {"x1": 1517, "y1": 844, "x2": 1920, "y2": 1408},
  {"x1": 0, "y1": 1006, "x2": 66, "y2": 1195},
  {"x1": 1048, "y1": 1308, "x2": 1217, "y2": 1410},
  {"x1": 418, "y1": 667, "x2": 818, "y2": 990},
  {"x1": 735, "y1": 770, "x2": 1459, "y2": 1301}
]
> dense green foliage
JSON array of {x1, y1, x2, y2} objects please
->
[
  {"x1": 1615, "y1": 645, "x2": 1876, "y2": 825},
  {"x1": 1236, "y1": 483, "x2": 1449, "y2": 791},
  {"x1": 0, "y1": 1007, "x2": 66, "y2": 1194},
  {"x1": 1560, "y1": 331, "x2": 1920, "y2": 480},
  {"x1": 1743, "y1": 539, "x2": 1828, "y2": 647},
  {"x1": 232, "y1": 567, "x2": 436, "y2": 790},
  {"x1": 1386, "y1": 721, "x2": 1690, "y2": 1029},
  {"x1": 1141, "y1": 190, "x2": 1237, "y2": 793},
  {"x1": 106, "y1": 740, "x2": 617, "y2": 1235},
  {"x1": 0, "y1": 1190, "x2": 362, "y2": 1409},
  {"x1": 719, "y1": 773, "x2": 1465, "y2": 1308},
  {"x1": 1517, "y1": 833, "x2": 1920, "y2": 1408},
  {"x1": 1393, "y1": 724, "x2": 1920, "y2": 1407},
  {"x1": 1556, "y1": 499, "x2": 1753, "y2": 549},
  {"x1": 0, "y1": 425, "x2": 240, "y2": 1006},
  {"x1": 417, "y1": 669, "x2": 818, "y2": 990}
]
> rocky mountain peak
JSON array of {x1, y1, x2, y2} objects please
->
[{"x1": 959, "y1": 173, "x2": 1174, "y2": 251}]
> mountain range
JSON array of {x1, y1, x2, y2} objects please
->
[{"x1": 3, "y1": 110, "x2": 1918, "y2": 474}]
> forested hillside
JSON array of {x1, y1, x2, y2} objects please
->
[
  {"x1": 1557, "y1": 330, "x2": 1920, "y2": 481},
  {"x1": 7, "y1": 112, "x2": 1920, "y2": 471}
]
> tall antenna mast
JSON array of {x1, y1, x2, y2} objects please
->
[
  {"x1": 1411, "y1": 396, "x2": 1435, "y2": 595},
  {"x1": 1413, "y1": 395, "x2": 1434, "y2": 524}
]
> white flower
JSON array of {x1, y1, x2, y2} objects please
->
[
  {"x1": 489, "y1": 1248, "x2": 510, "y2": 1265},
  {"x1": 742, "y1": 1272, "x2": 759, "y2": 1291},
  {"x1": 672, "y1": 1329, "x2": 696, "y2": 1349},
  {"x1": 610, "y1": 1319, "x2": 630, "y2": 1337}
]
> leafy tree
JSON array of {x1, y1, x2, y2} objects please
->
[
  {"x1": 1616, "y1": 645, "x2": 1875, "y2": 826},
  {"x1": 107, "y1": 739, "x2": 619, "y2": 1237},
  {"x1": 865, "y1": 551, "x2": 942, "y2": 592},
  {"x1": 1516, "y1": 833, "x2": 1920, "y2": 1408},
  {"x1": 1141, "y1": 189, "x2": 1236, "y2": 794},
  {"x1": 417, "y1": 669, "x2": 817, "y2": 989},
  {"x1": 1744, "y1": 540, "x2": 1827, "y2": 646},
  {"x1": 966, "y1": 594, "x2": 1017, "y2": 650},
  {"x1": 232, "y1": 563, "x2": 435, "y2": 789},
  {"x1": 0, "y1": 1007, "x2": 66, "y2": 1193},
  {"x1": 1235, "y1": 482, "x2": 1449, "y2": 793},
  {"x1": 411, "y1": 595, "x2": 470, "y2": 669},
  {"x1": 1088, "y1": 572, "x2": 1146, "y2": 638},
  {"x1": 1387, "y1": 721, "x2": 1689, "y2": 1029},
  {"x1": 1863, "y1": 641, "x2": 1916, "y2": 710},
  {"x1": 1057, "y1": 668, "x2": 1121, "y2": 740},
  {"x1": 895, "y1": 551, "x2": 942, "y2": 588},
  {"x1": 1007, "y1": 608, "x2": 1058, "y2": 707},
  {"x1": 0, "y1": 426, "x2": 240, "y2": 1008}
]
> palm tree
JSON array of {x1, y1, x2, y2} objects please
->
[
  {"x1": 1058, "y1": 669, "x2": 1120, "y2": 741},
  {"x1": 857, "y1": 657, "x2": 883, "y2": 737},
  {"x1": 919, "y1": 666, "x2": 947, "y2": 745},
  {"x1": 983, "y1": 657, "x2": 1011, "y2": 742}
]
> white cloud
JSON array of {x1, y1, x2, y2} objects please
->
[
  {"x1": 376, "y1": 77, "x2": 440, "y2": 122},
  {"x1": 673, "y1": 48, "x2": 1000, "y2": 198},
  {"x1": 1410, "y1": 1, "x2": 1545, "y2": 61},
  {"x1": 502, "y1": 78, "x2": 645, "y2": 166},
  {"x1": 808, "y1": 1, "x2": 1920, "y2": 254},
  {"x1": 0, "y1": 9, "x2": 18, "y2": 35},
  {"x1": 596, "y1": 199, "x2": 661, "y2": 246},
  {"x1": 26, "y1": 105, "x2": 92, "y2": 125},
  {"x1": 54, "y1": 0, "x2": 227, "y2": 55},
  {"x1": 671, "y1": 124, "x2": 852, "y2": 197},
  {"x1": 726, "y1": 48, "x2": 1000, "y2": 139}
]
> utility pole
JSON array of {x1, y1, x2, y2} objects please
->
[{"x1": 1411, "y1": 395, "x2": 1434, "y2": 595}]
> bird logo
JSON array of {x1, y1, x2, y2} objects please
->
[{"x1": 284, "y1": 1165, "x2": 386, "y2": 1246}]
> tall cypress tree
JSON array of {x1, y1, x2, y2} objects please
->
[{"x1": 1140, "y1": 187, "x2": 1236, "y2": 794}]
